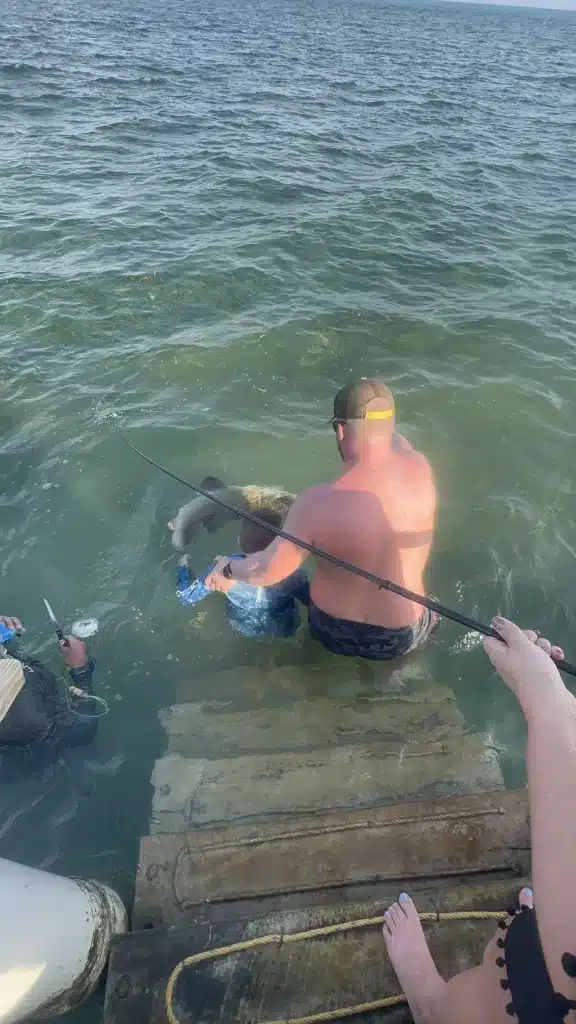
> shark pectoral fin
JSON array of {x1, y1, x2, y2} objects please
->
[{"x1": 200, "y1": 476, "x2": 225, "y2": 491}]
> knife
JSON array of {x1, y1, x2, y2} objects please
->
[{"x1": 43, "y1": 598, "x2": 70, "y2": 647}]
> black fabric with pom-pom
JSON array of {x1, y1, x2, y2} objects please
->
[{"x1": 499, "y1": 907, "x2": 573, "y2": 1021}]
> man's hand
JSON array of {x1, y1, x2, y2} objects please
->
[
  {"x1": 0, "y1": 615, "x2": 24, "y2": 633},
  {"x1": 60, "y1": 636, "x2": 89, "y2": 670},
  {"x1": 205, "y1": 556, "x2": 235, "y2": 594}
]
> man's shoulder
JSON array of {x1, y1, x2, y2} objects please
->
[
  {"x1": 299, "y1": 480, "x2": 334, "y2": 500},
  {"x1": 396, "y1": 450, "x2": 436, "y2": 511},
  {"x1": 396, "y1": 445, "x2": 433, "y2": 477},
  {"x1": 290, "y1": 482, "x2": 332, "y2": 514},
  {"x1": 281, "y1": 483, "x2": 332, "y2": 539}
]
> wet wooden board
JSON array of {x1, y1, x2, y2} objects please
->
[
  {"x1": 150, "y1": 734, "x2": 504, "y2": 833},
  {"x1": 105, "y1": 878, "x2": 525, "y2": 1024},
  {"x1": 135, "y1": 790, "x2": 528, "y2": 929},
  {"x1": 0, "y1": 658, "x2": 25, "y2": 723},
  {"x1": 171, "y1": 657, "x2": 432, "y2": 710},
  {"x1": 160, "y1": 681, "x2": 464, "y2": 758}
]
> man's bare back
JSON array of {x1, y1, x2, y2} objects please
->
[{"x1": 302, "y1": 439, "x2": 435, "y2": 628}]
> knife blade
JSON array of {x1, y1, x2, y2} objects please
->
[{"x1": 43, "y1": 598, "x2": 70, "y2": 647}]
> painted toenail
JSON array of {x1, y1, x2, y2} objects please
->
[
  {"x1": 520, "y1": 887, "x2": 533, "y2": 899},
  {"x1": 399, "y1": 892, "x2": 411, "y2": 903},
  {"x1": 384, "y1": 911, "x2": 391, "y2": 918}
]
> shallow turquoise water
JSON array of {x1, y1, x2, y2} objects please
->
[{"x1": 0, "y1": 0, "x2": 576, "y2": 1007}]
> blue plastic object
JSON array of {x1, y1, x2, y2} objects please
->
[
  {"x1": 177, "y1": 554, "x2": 245, "y2": 607},
  {"x1": 0, "y1": 623, "x2": 16, "y2": 645}
]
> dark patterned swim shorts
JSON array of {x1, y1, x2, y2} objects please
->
[{"x1": 308, "y1": 603, "x2": 439, "y2": 660}]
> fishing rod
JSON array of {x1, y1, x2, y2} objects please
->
[{"x1": 118, "y1": 431, "x2": 576, "y2": 679}]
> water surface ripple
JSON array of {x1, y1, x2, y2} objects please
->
[{"x1": 0, "y1": 0, "x2": 575, "y2": 1005}]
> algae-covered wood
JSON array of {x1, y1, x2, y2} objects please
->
[
  {"x1": 105, "y1": 878, "x2": 525, "y2": 1024},
  {"x1": 169, "y1": 657, "x2": 430, "y2": 710},
  {"x1": 161, "y1": 681, "x2": 464, "y2": 758},
  {"x1": 110, "y1": 657, "x2": 525, "y2": 1024},
  {"x1": 150, "y1": 733, "x2": 503, "y2": 833},
  {"x1": 136, "y1": 790, "x2": 528, "y2": 929}
]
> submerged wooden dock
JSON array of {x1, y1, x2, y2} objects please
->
[{"x1": 103, "y1": 659, "x2": 529, "y2": 1023}]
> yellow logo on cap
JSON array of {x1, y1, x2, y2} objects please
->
[{"x1": 365, "y1": 409, "x2": 394, "y2": 420}]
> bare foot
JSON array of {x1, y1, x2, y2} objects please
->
[{"x1": 383, "y1": 892, "x2": 446, "y2": 1024}]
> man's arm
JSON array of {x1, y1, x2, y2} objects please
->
[
  {"x1": 50, "y1": 637, "x2": 99, "y2": 748},
  {"x1": 60, "y1": 637, "x2": 95, "y2": 692},
  {"x1": 207, "y1": 495, "x2": 312, "y2": 589}
]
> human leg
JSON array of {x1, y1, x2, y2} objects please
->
[
  {"x1": 382, "y1": 890, "x2": 535, "y2": 1024},
  {"x1": 382, "y1": 892, "x2": 446, "y2": 1024},
  {"x1": 483, "y1": 620, "x2": 576, "y2": 1013}
]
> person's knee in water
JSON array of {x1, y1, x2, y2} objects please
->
[
  {"x1": 206, "y1": 379, "x2": 437, "y2": 660},
  {"x1": 0, "y1": 615, "x2": 99, "y2": 751},
  {"x1": 380, "y1": 620, "x2": 576, "y2": 1024},
  {"x1": 178, "y1": 512, "x2": 309, "y2": 638}
]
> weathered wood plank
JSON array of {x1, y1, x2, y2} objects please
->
[
  {"x1": 150, "y1": 735, "x2": 503, "y2": 833},
  {"x1": 161, "y1": 682, "x2": 464, "y2": 758},
  {"x1": 106, "y1": 878, "x2": 525, "y2": 1024},
  {"x1": 171, "y1": 657, "x2": 431, "y2": 711},
  {"x1": 0, "y1": 658, "x2": 25, "y2": 723},
  {"x1": 135, "y1": 790, "x2": 528, "y2": 929}
]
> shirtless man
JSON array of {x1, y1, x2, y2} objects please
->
[{"x1": 207, "y1": 379, "x2": 437, "y2": 660}]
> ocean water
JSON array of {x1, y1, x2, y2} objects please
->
[{"x1": 0, "y1": 0, "x2": 575, "y2": 1012}]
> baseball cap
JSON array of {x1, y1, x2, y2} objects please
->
[{"x1": 331, "y1": 379, "x2": 395, "y2": 426}]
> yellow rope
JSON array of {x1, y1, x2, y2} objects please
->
[
  {"x1": 165, "y1": 909, "x2": 504, "y2": 1024},
  {"x1": 180, "y1": 805, "x2": 505, "y2": 856}
]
